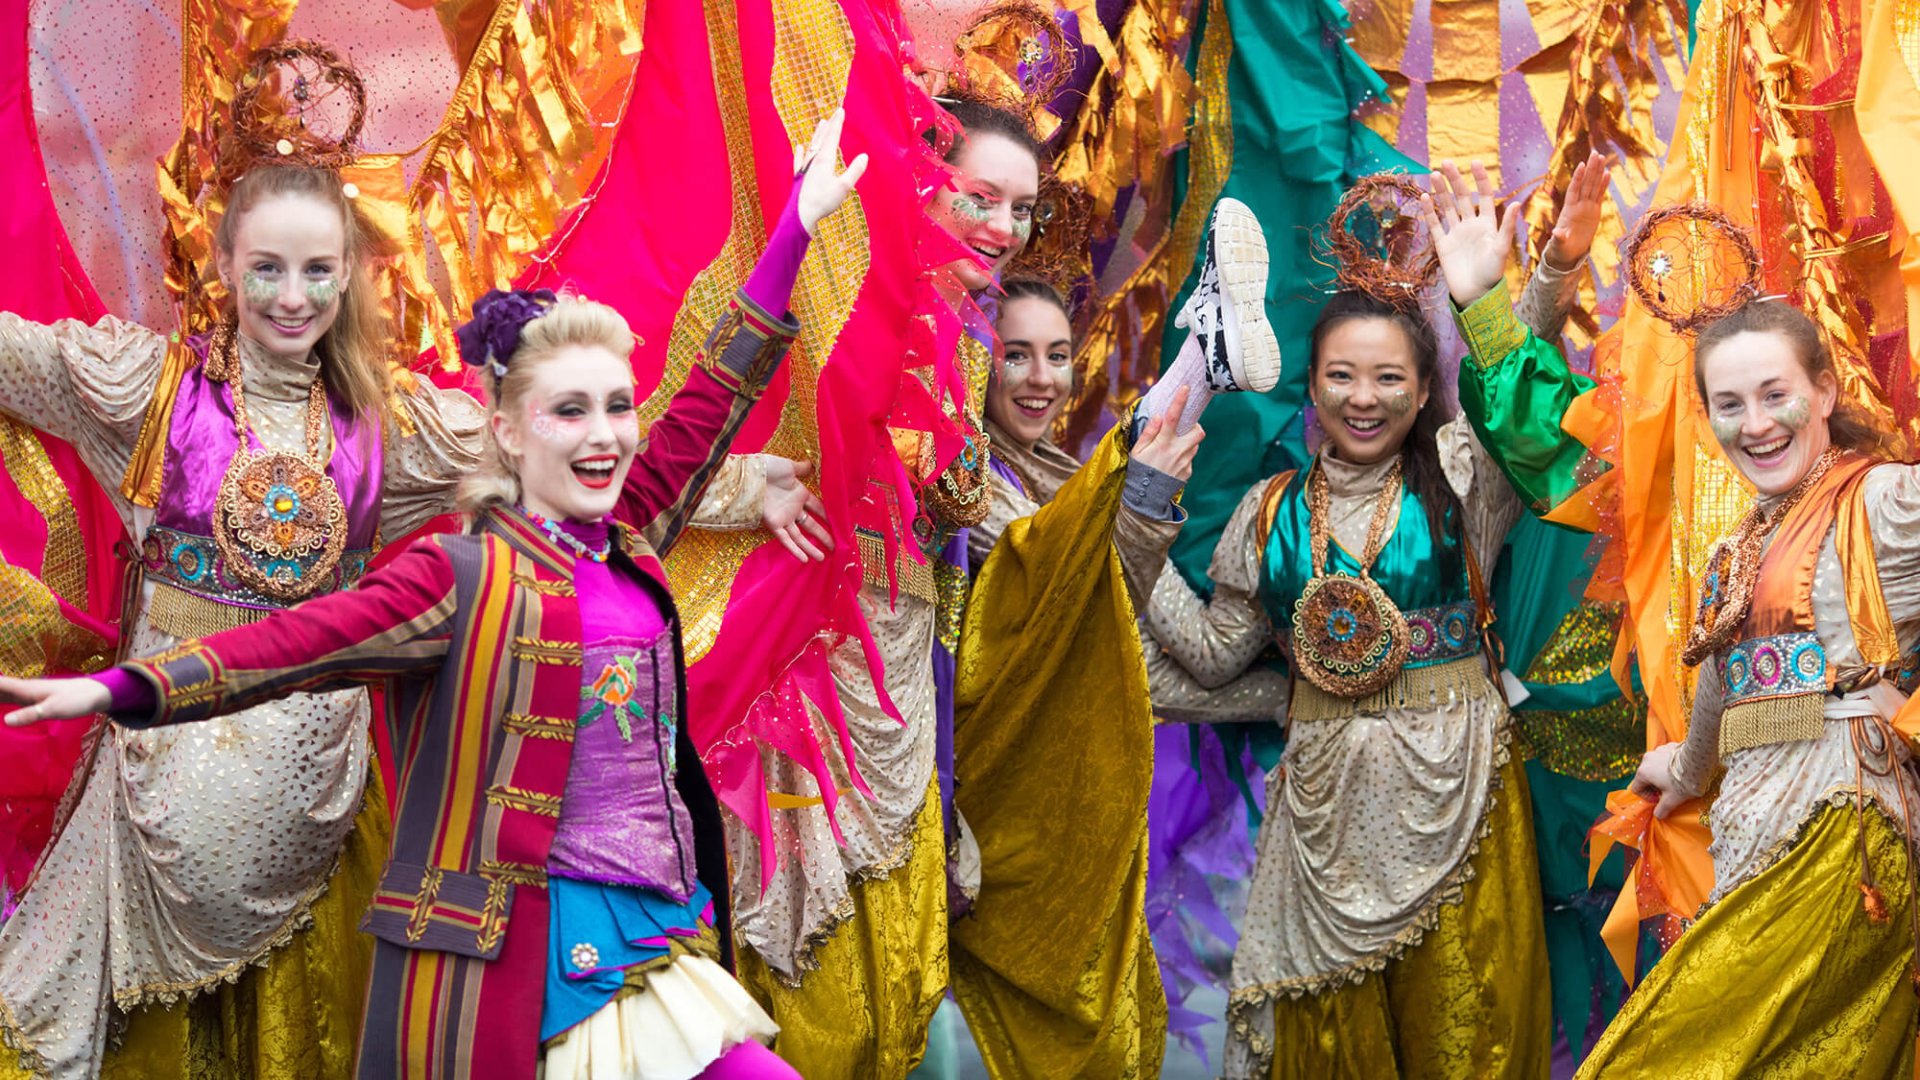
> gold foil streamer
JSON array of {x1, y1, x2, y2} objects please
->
[
  {"x1": 1512, "y1": 697, "x2": 1645, "y2": 782},
  {"x1": 0, "y1": 422, "x2": 111, "y2": 677}
]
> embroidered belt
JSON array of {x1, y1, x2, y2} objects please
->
[
  {"x1": 143, "y1": 524, "x2": 370, "y2": 617},
  {"x1": 1403, "y1": 599, "x2": 1481, "y2": 670},
  {"x1": 1719, "y1": 631, "x2": 1830, "y2": 755}
]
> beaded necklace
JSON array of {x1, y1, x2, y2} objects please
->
[{"x1": 522, "y1": 506, "x2": 612, "y2": 563}]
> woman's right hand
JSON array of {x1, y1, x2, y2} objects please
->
[
  {"x1": 1421, "y1": 159, "x2": 1521, "y2": 310},
  {"x1": 0, "y1": 675, "x2": 110, "y2": 726},
  {"x1": 1629, "y1": 742, "x2": 1695, "y2": 820}
]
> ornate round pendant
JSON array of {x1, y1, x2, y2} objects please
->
[
  {"x1": 214, "y1": 449, "x2": 349, "y2": 601},
  {"x1": 1291, "y1": 573, "x2": 1411, "y2": 699}
]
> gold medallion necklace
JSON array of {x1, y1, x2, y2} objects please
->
[
  {"x1": 210, "y1": 321, "x2": 349, "y2": 601},
  {"x1": 1290, "y1": 456, "x2": 1413, "y2": 698}
]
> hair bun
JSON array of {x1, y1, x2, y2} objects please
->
[{"x1": 456, "y1": 288, "x2": 558, "y2": 377}]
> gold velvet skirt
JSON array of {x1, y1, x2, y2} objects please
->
[
  {"x1": 1, "y1": 772, "x2": 388, "y2": 1080},
  {"x1": 735, "y1": 781, "x2": 948, "y2": 1080},
  {"x1": 1577, "y1": 802, "x2": 1917, "y2": 1079},
  {"x1": 1263, "y1": 753, "x2": 1551, "y2": 1080}
]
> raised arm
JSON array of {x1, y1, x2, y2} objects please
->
[
  {"x1": 617, "y1": 109, "x2": 866, "y2": 555},
  {"x1": 1143, "y1": 476, "x2": 1277, "y2": 690},
  {"x1": 1425, "y1": 157, "x2": 1606, "y2": 517},
  {"x1": 0, "y1": 313, "x2": 169, "y2": 491}
]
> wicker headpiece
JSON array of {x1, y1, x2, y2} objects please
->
[
  {"x1": 1622, "y1": 203, "x2": 1763, "y2": 333},
  {"x1": 1320, "y1": 174, "x2": 1439, "y2": 310},
  {"x1": 217, "y1": 40, "x2": 367, "y2": 191}
]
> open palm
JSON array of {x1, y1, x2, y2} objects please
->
[
  {"x1": 1421, "y1": 160, "x2": 1519, "y2": 309},
  {"x1": 762, "y1": 456, "x2": 833, "y2": 562},
  {"x1": 795, "y1": 108, "x2": 871, "y2": 237},
  {"x1": 0, "y1": 674, "x2": 110, "y2": 726}
]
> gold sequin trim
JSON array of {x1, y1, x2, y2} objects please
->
[
  {"x1": 148, "y1": 579, "x2": 270, "y2": 639},
  {"x1": 1719, "y1": 693, "x2": 1827, "y2": 756},
  {"x1": 510, "y1": 636, "x2": 582, "y2": 664},
  {"x1": 486, "y1": 785, "x2": 563, "y2": 818},
  {"x1": 503, "y1": 711, "x2": 576, "y2": 741},
  {"x1": 1289, "y1": 656, "x2": 1494, "y2": 723}
]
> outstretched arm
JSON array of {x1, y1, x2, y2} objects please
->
[
  {"x1": 1, "y1": 538, "x2": 459, "y2": 729},
  {"x1": 0, "y1": 314, "x2": 169, "y2": 492},
  {"x1": 1143, "y1": 477, "x2": 1277, "y2": 689}
]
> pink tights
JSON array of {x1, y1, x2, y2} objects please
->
[{"x1": 697, "y1": 1041, "x2": 800, "y2": 1079}]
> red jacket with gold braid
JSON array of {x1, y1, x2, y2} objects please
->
[{"x1": 114, "y1": 294, "x2": 795, "y2": 1080}]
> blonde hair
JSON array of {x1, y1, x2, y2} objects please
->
[
  {"x1": 214, "y1": 165, "x2": 391, "y2": 420},
  {"x1": 456, "y1": 297, "x2": 638, "y2": 514}
]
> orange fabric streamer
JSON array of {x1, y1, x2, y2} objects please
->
[{"x1": 1587, "y1": 789, "x2": 1715, "y2": 985}]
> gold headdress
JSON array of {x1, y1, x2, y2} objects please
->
[
  {"x1": 1320, "y1": 174, "x2": 1439, "y2": 310},
  {"x1": 1621, "y1": 203, "x2": 1763, "y2": 333},
  {"x1": 943, "y1": 0, "x2": 1075, "y2": 140}
]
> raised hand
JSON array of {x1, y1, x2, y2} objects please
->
[
  {"x1": 1543, "y1": 150, "x2": 1611, "y2": 270},
  {"x1": 795, "y1": 108, "x2": 871, "y2": 237},
  {"x1": 1130, "y1": 385, "x2": 1205, "y2": 482},
  {"x1": 1420, "y1": 160, "x2": 1520, "y2": 310},
  {"x1": 0, "y1": 675, "x2": 110, "y2": 727},
  {"x1": 762, "y1": 456, "x2": 833, "y2": 563}
]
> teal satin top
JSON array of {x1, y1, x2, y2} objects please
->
[{"x1": 1260, "y1": 459, "x2": 1477, "y2": 670}]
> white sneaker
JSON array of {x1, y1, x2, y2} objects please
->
[{"x1": 1175, "y1": 197, "x2": 1280, "y2": 394}]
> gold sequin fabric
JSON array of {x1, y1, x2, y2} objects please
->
[
  {"x1": 734, "y1": 779, "x2": 948, "y2": 1079},
  {"x1": 1232, "y1": 753, "x2": 1551, "y2": 1080},
  {"x1": 1576, "y1": 805, "x2": 1917, "y2": 1079}
]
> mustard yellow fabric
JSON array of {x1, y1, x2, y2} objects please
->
[
  {"x1": 1263, "y1": 752, "x2": 1550, "y2": 1080},
  {"x1": 949, "y1": 426, "x2": 1167, "y2": 1079},
  {"x1": 735, "y1": 779, "x2": 948, "y2": 1080},
  {"x1": 0, "y1": 771, "x2": 389, "y2": 1080},
  {"x1": 1577, "y1": 803, "x2": 1917, "y2": 1079}
]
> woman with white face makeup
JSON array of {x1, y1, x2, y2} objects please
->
[
  {"x1": 1132, "y1": 159, "x2": 1610, "y2": 1078},
  {"x1": 0, "y1": 114, "x2": 866, "y2": 1080},
  {"x1": 1438, "y1": 166, "x2": 1920, "y2": 1074}
]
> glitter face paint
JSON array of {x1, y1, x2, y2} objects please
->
[
  {"x1": 1770, "y1": 395, "x2": 1812, "y2": 430},
  {"x1": 1709, "y1": 413, "x2": 1743, "y2": 445},
  {"x1": 241, "y1": 270, "x2": 278, "y2": 308},
  {"x1": 949, "y1": 193, "x2": 992, "y2": 226},
  {"x1": 304, "y1": 277, "x2": 341, "y2": 310},
  {"x1": 1384, "y1": 389, "x2": 1414, "y2": 417}
]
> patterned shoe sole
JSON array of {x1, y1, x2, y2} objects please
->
[{"x1": 1210, "y1": 197, "x2": 1281, "y2": 394}]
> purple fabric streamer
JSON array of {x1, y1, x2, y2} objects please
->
[{"x1": 1146, "y1": 723, "x2": 1264, "y2": 1066}]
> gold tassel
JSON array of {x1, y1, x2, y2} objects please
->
[
  {"x1": 1290, "y1": 657, "x2": 1495, "y2": 724},
  {"x1": 1717, "y1": 693, "x2": 1826, "y2": 756},
  {"x1": 147, "y1": 581, "x2": 271, "y2": 640}
]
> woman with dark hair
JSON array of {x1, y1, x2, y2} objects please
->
[
  {"x1": 1437, "y1": 159, "x2": 1920, "y2": 1076},
  {"x1": 1141, "y1": 158, "x2": 1608, "y2": 1077}
]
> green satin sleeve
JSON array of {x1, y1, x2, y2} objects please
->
[{"x1": 1454, "y1": 279, "x2": 1597, "y2": 515}]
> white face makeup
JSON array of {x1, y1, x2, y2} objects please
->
[
  {"x1": 492, "y1": 345, "x2": 641, "y2": 523},
  {"x1": 216, "y1": 192, "x2": 348, "y2": 365},
  {"x1": 986, "y1": 295, "x2": 1074, "y2": 448},
  {"x1": 1312, "y1": 317, "x2": 1428, "y2": 466},
  {"x1": 1699, "y1": 330, "x2": 1837, "y2": 497},
  {"x1": 934, "y1": 132, "x2": 1041, "y2": 293}
]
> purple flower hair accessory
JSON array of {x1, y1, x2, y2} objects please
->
[{"x1": 456, "y1": 288, "x2": 558, "y2": 377}]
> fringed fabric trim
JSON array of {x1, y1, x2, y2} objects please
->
[
  {"x1": 147, "y1": 580, "x2": 271, "y2": 639},
  {"x1": 1718, "y1": 692, "x2": 1827, "y2": 756},
  {"x1": 1289, "y1": 655, "x2": 1496, "y2": 723},
  {"x1": 1223, "y1": 725, "x2": 1517, "y2": 1071}
]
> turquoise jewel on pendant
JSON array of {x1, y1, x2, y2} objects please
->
[
  {"x1": 263, "y1": 483, "x2": 302, "y2": 523},
  {"x1": 1327, "y1": 607, "x2": 1359, "y2": 642}
]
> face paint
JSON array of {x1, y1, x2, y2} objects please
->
[
  {"x1": 240, "y1": 270, "x2": 278, "y2": 308},
  {"x1": 304, "y1": 277, "x2": 341, "y2": 310},
  {"x1": 528, "y1": 408, "x2": 562, "y2": 442},
  {"x1": 1769, "y1": 395, "x2": 1812, "y2": 431},
  {"x1": 1318, "y1": 385, "x2": 1351, "y2": 414},
  {"x1": 949, "y1": 193, "x2": 993, "y2": 227},
  {"x1": 1384, "y1": 389, "x2": 1414, "y2": 417},
  {"x1": 1011, "y1": 218, "x2": 1032, "y2": 243},
  {"x1": 1709, "y1": 413, "x2": 1743, "y2": 445}
]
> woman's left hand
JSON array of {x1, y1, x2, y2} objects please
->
[
  {"x1": 1541, "y1": 150, "x2": 1611, "y2": 270},
  {"x1": 1130, "y1": 386, "x2": 1205, "y2": 483},
  {"x1": 795, "y1": 108, "x2": 871, "y2": 237},
  {"x1": 763, "y1": 457, "x2": 833, "y2": 562}
]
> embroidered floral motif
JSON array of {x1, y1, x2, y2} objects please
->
[{"x1": 581, "y1": 654, "x2": 675, "y2": 764}]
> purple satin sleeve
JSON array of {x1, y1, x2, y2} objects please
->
[
  {"x1": 97, "y1": 667, "x2": 155, "y2": 718},
  {"x1": 739, "y1": 175, "x2": 812, "y2": 318}
]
